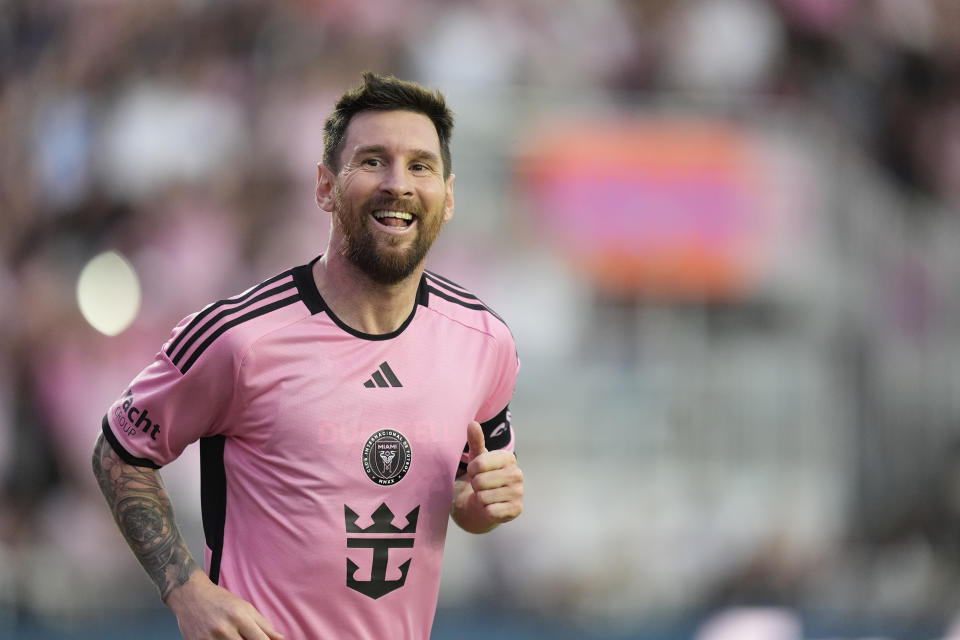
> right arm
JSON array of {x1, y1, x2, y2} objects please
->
[
  {"x1": 92, "y1": 433, "x2": 284, "y2": 640},
  {"x1": 91, "y1": 432, "x2": 200, "y2": 599}
]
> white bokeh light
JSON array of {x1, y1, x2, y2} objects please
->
[{"x1": 76, "y1": 250, "x2": 141, "y2": 336}]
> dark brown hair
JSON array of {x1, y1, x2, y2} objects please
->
[{"x1": 323, "y1": 72, "x2": 454, "y2": 178}]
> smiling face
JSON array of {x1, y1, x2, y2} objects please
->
[{"x1": 318, "y1": 109, "x2": 455, "y2": 285}]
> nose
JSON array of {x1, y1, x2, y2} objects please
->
[{"x1": 378, "y1": 163, "x2": 413, "y2": 198}]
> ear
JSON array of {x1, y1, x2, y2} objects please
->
[
  {"x1": 316, "y1": 164, "x2": 336, "y2": 212},
  {"x1": 443, "y1": 173, "x2": 455, "y2": 222}
]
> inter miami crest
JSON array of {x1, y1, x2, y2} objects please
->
[{"x1": 362, "y1": 429, "x2": 411, "y2": 485}]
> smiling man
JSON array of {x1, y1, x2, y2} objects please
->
[
  {"x1": 325, "y1": 111, "x2": 452, "y2": 289},
  {"x1": 92, "y1": 72, "x2": 523, "y2": 639}
]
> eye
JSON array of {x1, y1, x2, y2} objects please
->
[
  {"x1": 362, "y1": 157, "x2": 382, "y2": 167},
  {"x1": 410, "y1": 163, "x2": 427, "y2": 172}
]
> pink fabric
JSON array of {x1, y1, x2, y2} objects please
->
[{"x1": 104, "y1": 262, "x2": 518, "y2": 638}]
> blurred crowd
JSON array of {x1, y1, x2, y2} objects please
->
[{"x1": 4, "y1": 0, "x2": 960, "y2": 635}]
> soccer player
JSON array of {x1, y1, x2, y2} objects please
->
[{"x1": 91, "y1": 72, "x2": 523, "y2": 639}]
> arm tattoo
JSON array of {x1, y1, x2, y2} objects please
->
[{"x1": 92, "y1": 435, "x2": 200, "y2": 601}]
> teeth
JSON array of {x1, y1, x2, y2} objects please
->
[{"x1": 372, "y1": 210, "x2": 414, "y2": 220}]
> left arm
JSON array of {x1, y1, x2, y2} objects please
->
[{"x1": 451, "y1": 421, "x2": 524, "y2": 534}]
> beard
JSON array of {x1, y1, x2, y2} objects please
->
[{"x1": 333, "y1": 186, "x2": 447, "y2": 285}]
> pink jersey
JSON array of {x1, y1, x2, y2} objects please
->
[{"x1": 102, "y1": 257, "x2": 518, "y2": 639}]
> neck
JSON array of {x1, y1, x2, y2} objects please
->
[{"x1": 312, "y1": 252, "x2": 423, "y2": 335}]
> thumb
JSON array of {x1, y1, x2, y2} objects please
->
[{"x1": 466, "y1": 421, "x2": 487, "y2": 461}]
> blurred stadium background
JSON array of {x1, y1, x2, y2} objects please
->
[{"x1": 4, "y1": 0, "x2": 960, "y2": 638}]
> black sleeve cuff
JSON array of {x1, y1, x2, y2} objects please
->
[
  {"x1": 101, "y1": 415, "x2": 162, "y2": 469},
  {"x1": 457, "y1": 405, "x2": 514, "y2": 477},
  {"x1": 478, "y1": 405, "x2": 512, "y2": 451}
]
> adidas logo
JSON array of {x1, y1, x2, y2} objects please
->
[{"x1": 364, "y1": 361, "x2": 403, "y2": 388}]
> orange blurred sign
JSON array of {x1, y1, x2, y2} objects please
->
[{"x1": 517, "y1": 117, "x2": 768, "y2": 300}]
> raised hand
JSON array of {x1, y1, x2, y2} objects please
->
[{"x1": 452, "y1": 421, "x2": 524, "y2": 533}]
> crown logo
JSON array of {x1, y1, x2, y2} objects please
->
[{"x1": 344, "y1": 503, "x2": 419, "y2": 534}]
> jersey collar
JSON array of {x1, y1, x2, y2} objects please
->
[{"x1": 292, "y1": 255, "x2": 428, "y2": 341}]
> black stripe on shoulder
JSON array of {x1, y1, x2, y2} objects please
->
[
  {"x1": 425, "y1": 285, "x2": 486, "y2": 311},
  {"x1": 424, "y1": 271, "x2": 478, "y2": 300},
  {"x1": 170, "y1": 280, "x2": 297, "y2": 367},
  {"x1": 101, "y1": 415, "x2": 162, "y2": 469},
  {"x1": 423, "y1": 271, "x2": 508, "y2": 325},
  {"x1": 424, "y1": 285, "x2": 508, "y2": 327},
  {"x1": 165, "y1": 271, "x2": 293, "y2": 361},
  {"x1": 179, "y1": 294, "x2": 301, "y2": 374}
]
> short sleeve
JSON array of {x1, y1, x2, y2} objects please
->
[
  {"x1": 456, "y1": 329, "x2": 519, "y2": 475},
  {"x1": 474, "y1": 327, "x2": 520, "y2": 453},
  {"x1": 102, "y1": 315, "x2": 239, "y2": 468},
  {"x1": 475, "y1": 324, "x2": 519, "y2": 420}
]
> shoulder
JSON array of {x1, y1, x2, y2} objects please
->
[
  {"x1": 162, "y1": 267, "x2": 311, "y2": 375},
  {"x1": 420, "y1": 270, "x2": 514, "y2": 346}
]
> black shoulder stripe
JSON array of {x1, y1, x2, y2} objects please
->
[
  {"x1": 425, "y1": 285, "x2": 508, "y2": 327},
  {"x1": 425, "y1": 269, "x2": 468, "y2": 290},
  {"x1": 171, "y1": 280, "x2": 297, "y2": 367},
  {"x1": 424, "y1": 271, "x2": 509, "y2": 325},
  {"x1": 179, "y1": 294, "x2": 301, "y2": 374},
  {"x1": 101, "y1": 415, "x2": 162, "y2": 469},
  {"x1": 424, "y1": 271, "x2": 478, "y2": 299},
  {"x1": 165, "y1": 271, "x2": 293, "y2": 360},
  {"x1": 425, "y1": 285, "x2": 486, "y2": 311},
  {"x1": 423, "y1": 271, "x2": 511, "y2": 328}
]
